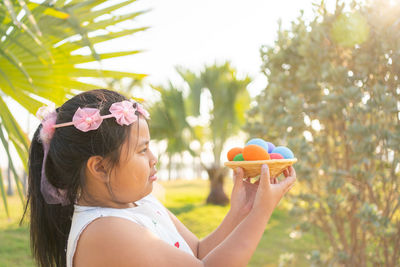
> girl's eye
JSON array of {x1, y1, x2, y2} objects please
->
[{"x1": 141, "y1": 148, "x2": 147, "y2": 153}]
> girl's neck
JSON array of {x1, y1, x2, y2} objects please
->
[{"x1": 76, "y1": 195, "x2": 138, "y2": 209}]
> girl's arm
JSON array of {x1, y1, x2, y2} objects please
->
[{"x1": 169, "y1": 166, "x2": 288, "y2": 259}]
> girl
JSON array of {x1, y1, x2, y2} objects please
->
[{"x1": 23, "y1": 89, "x2": 296, "y2": 267}]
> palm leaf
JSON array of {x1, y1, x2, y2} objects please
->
[
  {"x1": 149, "y1": 83, "x2": 193, "y2": 156},
  {"x1": 178, "y1": 62, "x2": 251, "y2": 163},
  {"x1": 0, "y1": 168, "x2": 9, "y2": 218},
  {"x1": 0, "y1": 0, "x2": 151, "y2": 212},
  {"x1": 3, "y1": 0, "x2": 42, "y2": 45},
  {"x1": 0, "y1": 123, "x2": 25, "y2": 207},
  {"x1": 176, "y1": 67, "x2": 202, "y2": 116}
]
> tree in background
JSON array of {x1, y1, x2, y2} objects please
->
[
  {"x1": 149, "y1": 83, "x2": 193, "y2": 180},
  {"x1": 0, "y1": 0, "x2": 149, "y2": 216},
  {"x1": 246, "y1": 0, "x2": 400, "y2": 265},
  {"x1": 179, "y1": 62, "x2": 251, "y2": 205}
]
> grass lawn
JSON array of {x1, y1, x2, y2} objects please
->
[
  {"x1": 0, "y1": 196, "x2": 33, "y2": 267},
  {"x1": 1, "y1": 178, "x2": 317, "y2": 266}
]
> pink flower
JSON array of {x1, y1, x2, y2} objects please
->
[
  {"x1": 136, "y1": 103, "x2": 150, "y2": 119},
  {"x1": 36, "y1": 103, "x2": 56, "y2": 121},
  {"x1": 109, "y1": 100, "x2": 138, "y2": 125},
  {"x1": 40, "y1": 111, "x2": 57, "y2": 144},
  {"x1": 72, "y1": 108, "x2": 103, "y2": 132}
]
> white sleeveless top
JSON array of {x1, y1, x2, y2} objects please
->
[{"x1": 66, "y1": 193, "x2": 194, "y2": 267}]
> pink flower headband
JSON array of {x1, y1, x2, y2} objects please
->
[
  {"x1": 37, "y1": 100, "x2": 149, "y2": 139},
  {"x1": 35, "y1": 100, "x2": 150, "y2": 205}
]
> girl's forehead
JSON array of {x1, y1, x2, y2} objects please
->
[
  {"x1": 130, "y1": 118, "x2": 150, "y2": 143},
  {"x1": 120, "y1": 118, "x2": 149, "y2": 157}
]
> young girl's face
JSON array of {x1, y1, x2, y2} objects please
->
[{"x1": 109, "y1": 117, "x2": 158, "y2": 204}]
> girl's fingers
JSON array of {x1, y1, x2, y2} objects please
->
[
  {"x1": 233, "y1": 167, "x2": 244, "y2": 189},
  {"x1": 282, "y1": 166, "x2": 295, "y2": 178},
  {"x1": 280, "y1": 167, "x2": 296, "y2": 188},
  {"x1": 260, "y1": 164, "x2": 271, "y2": 188},
  {"x1": 234, "y1": 167, "x2": 244, "y2": 178},
  {"x1": 284, "y1": 180, "x2": 296, "y2": 194},
  {"x1": 288, "y1": 166, "x2": 296, "y2": 177},
  {"x1": 282, "y1": 174, "x2": 296, "y2": 191},
  {"x1": 292, "y1": 167, "x2": 296, "y2": 178},
  {"x1": 283, "y1": 168, "x2": 289, "y2": 177}
]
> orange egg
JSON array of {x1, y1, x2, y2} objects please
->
[
  {"x1": 227, "y1": 147, "x2": 243, "y2": 161},
  {"x1": 243, "y1": 144, "x2": 270, "y2": 161}
]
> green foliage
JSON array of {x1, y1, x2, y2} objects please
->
[
  {"x1": 246, "y1": 0, "x2": 400, "y2": 265},
  {"x1": 150, "y1": 83, "x2": 192, "y2": 155},
  {"x1": 151, "y1": 62, "x2": 251, "y2": 201},
  {"x1": 178, "y1": 62, "x2": 251, "y2": 165},
  {"x1": 176, "y1": 62, "x2": 251, "y2": 204},
  {"x1": 0, "y1": 0, "x2": 148, "y2": 213},
  {"x1": 331, "y1": 11, "x2": 369, "y2": 47},
  {"x1": 149, "y1": 83, "x2": 193, "y2": 180}
]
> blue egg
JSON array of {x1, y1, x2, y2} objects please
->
[
  {"x1": 271, "y1": 146, "x2": 294, "y2": 159},
  {"x1": 266, "y1": 142, "x2": 275, "y2": 153},
  {"x1": 246, "y1": 138, "x2": 269, "y2": 153}
]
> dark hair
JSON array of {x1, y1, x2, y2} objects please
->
[{"x1": 21, "y1": 89, "x2": 143, "y2": 267}]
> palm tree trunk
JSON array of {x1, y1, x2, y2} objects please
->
[
  {"x1": 194, "y1": 157, "x2": 201, "y2": 179},
  {"x1": 206, "y1": 164, "x2": 229, "y2": 205},
  {"x1": 177, "y1": 153, "x2": 182, "y2": 180},
  {"x1": 168, "y1": 153, "x2": 172, "y2": 180}
]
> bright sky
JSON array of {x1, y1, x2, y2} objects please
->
[
  {"x1": 93, "y1": 0, "x2": 331, "y2": 97},
  {"x1": 1, "y1": 0, "x2": 340, "y2": 170}
]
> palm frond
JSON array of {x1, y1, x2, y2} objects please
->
[{"x1": 0, "y1": 0, "x2": 150, "y2": 214}]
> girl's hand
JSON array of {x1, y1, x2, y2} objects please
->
[
  {"x1": 229, "y1": 167, "x2": 259, "y2": 220},
  {"x1": 253, "y1": 164, "x2": 297, "y2": 212},
  {"x1": 230, "y1": 165, "x2": 296, "y2": 219}
]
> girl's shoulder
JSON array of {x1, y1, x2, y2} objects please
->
[
  {"x1": 68, "y1": 194, "x2": 160, "y2": 267},
  {"x1": 73, "y1": 216, "x2": 146, "y2": 266}
]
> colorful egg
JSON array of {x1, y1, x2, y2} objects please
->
[
  {"x1": 271, "y1": 146, "x2": 294, "y2": 159},
  {"x1": 270, "y1": 153, "x2": 284, "y2": 159},
  {"x1": 233, "y1": 153, "x2": 244, "y2": 161},
  {"x1": 227, "y1": 147, "x2": 243, "y2": 161},
  {"x1": 246, "y1": 138, "x2": 269, "y2": 153},
  {"x1": 243, "y1": 144, "x2": 270, "y2": 161},
  {"x1": 266, "y1": 142, "x2": 276, "y2": 153}
]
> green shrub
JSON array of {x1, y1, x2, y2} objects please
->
[{"x1": 246, "y1": 0, "x2": 400, "y2": 265}]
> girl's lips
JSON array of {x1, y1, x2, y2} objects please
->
[{"x1": 149, "y1": 172, "x2": 157, "y2": 181}]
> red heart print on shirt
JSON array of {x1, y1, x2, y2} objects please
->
[{"x1": 174, "y1": 242, "x2": 180, "y2": 248}]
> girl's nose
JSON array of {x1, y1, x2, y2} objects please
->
[{"x1": 149, "y1": 150, "x2": 158, "y2": 166}]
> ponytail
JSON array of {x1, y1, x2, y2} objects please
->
[{"x1": 21, "y1": 126, "x2": 73, "y2": 267}]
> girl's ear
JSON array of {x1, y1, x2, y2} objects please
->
[{"x1": 86, "y1": 155, "x2": 109, "y2": 182}]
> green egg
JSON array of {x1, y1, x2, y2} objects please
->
[{"x1": 233, "y1": 153, "x2": 244, "y2": 161}]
